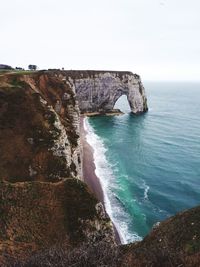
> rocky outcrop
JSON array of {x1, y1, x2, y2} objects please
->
[{"x1": 52, "y1": 70, "x2": 148, "y2": 114}]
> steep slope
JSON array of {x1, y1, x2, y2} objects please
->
[
  {"x1": 0, "y1": 179, "x2": 114, "y2": 265},
  {"x1": 118, "y1": 205, "x2": 200, "y2": 267},
  {"x1": 11, "y1": 204, "x2": 200, "y2": 267},
  {"x1": 0, "y1": 71, "x2": 81, "y2": 182},
  {"x1": 0, "y1": 71, "x2": 116, "y2": 265}
]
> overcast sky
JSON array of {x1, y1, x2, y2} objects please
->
[{"x1": 1, "y1": 0, "x2": 200, "y2": 80}]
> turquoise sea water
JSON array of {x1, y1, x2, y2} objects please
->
[{"x1": 84, "y1": 82, "x2": 200, "y2": 244}]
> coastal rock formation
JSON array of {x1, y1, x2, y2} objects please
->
[
  {"x1": 0, "y1": 71, "x2": 81, "y2": 182},
  {"x1": 1, "y1": 69, "x2": 200, "y2": 267},
  {"x1": 0, "y1": 71, "x2": 116, "y2": 264},
  {"x1": 54, "y1": 70, "x2": 148, "y2": 114},
  {"x1": 76, "y1": 71, "x2": 148, "y2": 114}
]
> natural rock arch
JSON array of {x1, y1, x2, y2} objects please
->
[{"x1": 62, "y1": 70, "x2": 148, "y2": 114}]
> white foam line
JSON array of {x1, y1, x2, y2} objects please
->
[
  {"x1": 142, "y1": 180, "x2": 150, "y2": 201},
  {"x1": 144, "y1": 185, "x2": 150, "y2": 200},
  {"x1": 83, "y1": 117, "x2": 142, "y2": 244}
]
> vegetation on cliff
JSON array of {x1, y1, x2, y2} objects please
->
[
  {"x1": 4, "y1": 206, "x2": 200, "y2": 266},
  {"x1": 119, "y1": 206, "x2": 200, "y2": 266},
  {"x1": 0, "y1": 71, "x2": 115, "y2": 265},
  {"x1": 0, "y1": 70, "x2": 200, "y2": 267},
  {"x1": 0, "y1": 71, "x2": 79, "y2": 182}
]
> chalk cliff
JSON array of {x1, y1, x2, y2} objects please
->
[
  {"x1": 0, "y1": 70, "x2": 199, "y2": 267},
  {"x1": 0, "y1": 71, "x2": 81, "y2": 182},
  {"x1": 51, "y1": 70, "x2": 148, "y2": 114}
]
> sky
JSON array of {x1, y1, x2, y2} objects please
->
[{"x1": 1, "y1": 0, "x2": 200, "y2": 81}]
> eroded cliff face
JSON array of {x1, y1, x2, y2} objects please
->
[
  {"x1": 0, "y1": 72, "x2": 81, "y2": 182},
  {"x1": 1, "y1": 69, "x2": 200, "y2": 267},
  {"x1": 53, "y1": 70, "x2": 148, "y2": 114},
  {"x1": 0, "y1": 71, "x2": 116, "y2": 264}
]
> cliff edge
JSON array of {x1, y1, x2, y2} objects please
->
[
  {"x1": 0, "y1": 70, "x2": 199, "y2": 267},
  {"x1": 0, "y1": 71, "x2": 116, "y2": 265}
]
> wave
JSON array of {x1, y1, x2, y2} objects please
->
[
  {"x1": 143, "y1": 181, "x2": 150, "y2": 201},
  {"x1": 84, "y1": 117, "x2": 142, "y2": 244}
]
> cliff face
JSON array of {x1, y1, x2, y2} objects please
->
[
  {"x1": 0, "y1": 71, "x2": 116, "y2": 264},
  {"x1": 0, "y1": 69, "x2": 148, "y2": 183},
  {"x1": 54, "y1": 70, "x2": 148, "y2": 114},
  {"x1": 0, "y1": 72, "x2": 81, "y2": 182},
  {"x1": 1, "y1": 69, "x2": 199, "y2": 267}
]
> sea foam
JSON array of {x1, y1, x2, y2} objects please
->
[
  {"x1": 84, "y1": 117, "x2": 142, "y2": 244},
  {"x1": 142, "y1": 180, "x2": 150, "y2": 201}
]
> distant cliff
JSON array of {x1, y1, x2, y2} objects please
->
[
  {"x1": 0, "y1": 70, "x2": 199, "y2": 267},
  {"x1": 57, "y1": 70, "x2": 148, "y2": 114}
]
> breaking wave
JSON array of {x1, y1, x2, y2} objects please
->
[{"x1": 84, "y1": 117, "x2": 142, "y2": 244}]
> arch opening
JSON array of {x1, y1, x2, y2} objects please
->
[{"x1": 113, "y1": 94, "x2": 131, "y2": 113}]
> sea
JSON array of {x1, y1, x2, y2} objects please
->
[{"x1": 84, "y1": 81, "x2": 200, "y2": 244}]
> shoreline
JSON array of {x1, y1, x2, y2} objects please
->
[
  {"x1": 82, "y1": 109, "x2": 124, "y2": 117},
  {"x1": 80, "y1": 116, "x2": 121, "y2": 244},
  {"x1": 80, "y1": 116, "x2": 104, "y2": 203}
]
